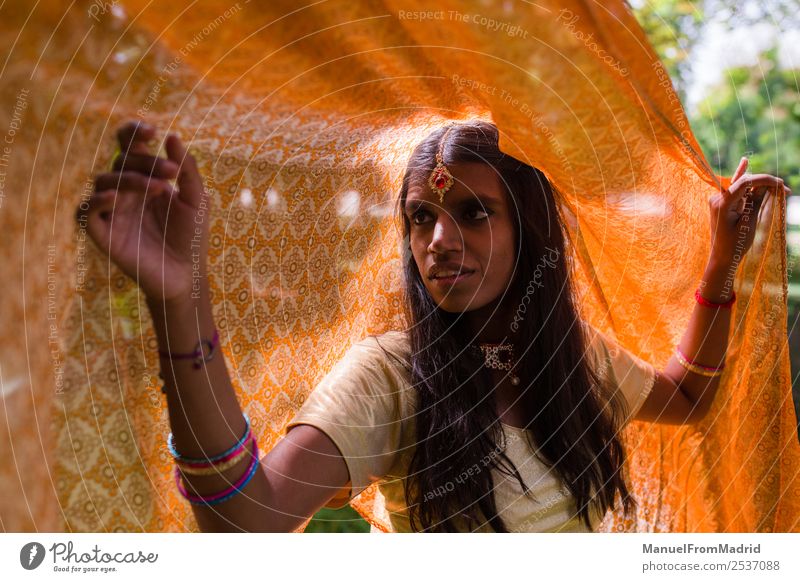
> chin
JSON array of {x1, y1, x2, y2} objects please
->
[
  {"x1": 435, "y1": 301, "x2": 466, "y2": 313},
  {"x1": 432, "y1": 294, "x2": 486, "y2": 313}
]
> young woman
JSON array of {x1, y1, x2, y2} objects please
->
[{"x1": 82, "y1": 119, "x2": 788, "y2": 532}]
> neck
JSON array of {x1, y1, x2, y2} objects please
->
[{"x1": 462, "y1": 296, "x2": 515, "y2": 344}]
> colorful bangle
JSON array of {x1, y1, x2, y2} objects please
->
[
  {"x1": 168, "y1": 414, "x2": 251, "y2": 464},
  {"x1": 177, "y1": 434, "x2": 255, "y2": 476},
  {"x1": 159, "y1": 330, "x2": 219, "y2": 369},
  {"x1": 674, "y1": 346, "x2": 725, "y2": 378},
  {"x1": 695, "y1": 288, "x2": 735, "y2": 309},
  {"x1": 176, "y1": 440, "x2": 260, "y2": 506}
]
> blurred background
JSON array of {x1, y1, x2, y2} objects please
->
[{"x1": 303, "y1": 0, "x2": 800, "y2": 533}]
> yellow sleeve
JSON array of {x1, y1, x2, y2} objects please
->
[
  {"x1": 285, "y1": 336, "x2": 405, "y2": 508},
  {"x1": 584, "y1": 323, "x2": 657, "y2": 425}
]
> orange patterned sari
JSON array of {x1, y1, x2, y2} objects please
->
[{"x1": 0, "y1": 0, "x2": 797, "y2": 532}]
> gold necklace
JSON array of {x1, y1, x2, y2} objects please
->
[{"x1": 474, "y1": 342, "x2": 521, "y2": 386}]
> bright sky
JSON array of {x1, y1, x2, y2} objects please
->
[
  {"x1": 688, "y1": 20, "x2": 800, "y2": 113},
  {"x1": 657, "y1": 2, "x2": 800, "y2": 223},
  {"x1": 629, "y1": 1, "x2": 800, "y2": 113}
]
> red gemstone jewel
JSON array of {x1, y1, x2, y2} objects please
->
[{"x1": 435, "y1": 175, "x2": 446, "y2": 188}]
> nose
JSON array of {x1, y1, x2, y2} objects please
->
[{"x1": 427, "y1": 212, "x2": 463, "y2": 256}]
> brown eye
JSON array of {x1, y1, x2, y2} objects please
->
[
  {"x1": 411, "y1": 210, "x2": 430, "y2": 225},
  {"x1": 466, "y1": 207, "x2": 490, "y2": 221}
]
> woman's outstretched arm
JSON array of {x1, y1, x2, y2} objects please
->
[
  {"x1": 149, "y1": 289, "x2": 350, "y2": 531},
  {"x1": 635, "y1": 157, "x2": 790, "y2": 425},
  {"x1": 83, "y1": 121, "x2": 350, "y2": 531}
]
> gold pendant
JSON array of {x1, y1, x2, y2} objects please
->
[{"x1": 428, "y1": 161, "x2": 454, "y2": 203}]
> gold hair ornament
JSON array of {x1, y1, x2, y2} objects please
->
[{"x1": 428, "y1": 125, "x2": 457, "y2": 203}]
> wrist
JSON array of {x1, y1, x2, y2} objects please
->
[
  {"x1": 699, "y1": 258, "x2": 737, "y2": 303},
  {"x1": 147, "y1": 287, "x2": 216, "y2": 353},
  {"x1": 707, "y1": 251, "x2": 742, "y2": 276},
  {"x1": 146, "y1": 283, "x2": 210, "y2": 313},
  {"x1": 707, "y1": 251, "x2": 739, "y2": 274}
]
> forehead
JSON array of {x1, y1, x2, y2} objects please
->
[{"x1": 404, "y1": 162, "x2": 506, "y2": 208}]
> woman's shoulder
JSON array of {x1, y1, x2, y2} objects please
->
[
  {"x1": 578, "y1": 319, "x2": 657, "y2": 421},
  {"x1": 302, "y1": 330, "x2": 411, "y2": 409},
  {"x1": 579, "y1": 319, "x2": 631, "y2": 359},
  {"x1": 354, "y1": 329, "x2": 412, "y2": 370},
  {"x1": 579, "y1": 319, "x2": 650, "y2": 364}
]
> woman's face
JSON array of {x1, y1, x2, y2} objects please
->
[{"x1": 404, "y1": 161, "x2": 517, "y2": 314}]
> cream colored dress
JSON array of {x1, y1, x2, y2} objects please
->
[{"x1": 285, "y1": 323, "x2": 657, "y2": 532}]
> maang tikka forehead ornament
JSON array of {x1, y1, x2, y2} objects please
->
[{"x1": 428, "y1": 124, "x2": 457, "y2": 203}]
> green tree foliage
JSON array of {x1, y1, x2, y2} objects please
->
[
  {"x1": 690, "y1": 48, "x2": 799, "y2": 190},
  {"x1": 303, "y1": 506, "x2": 370, "y2": 533},
  {"x1": 630, "y1": 0, "x2": 705, "y2": 102}
]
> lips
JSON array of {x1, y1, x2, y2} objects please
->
[
  {"x1": 431, "y1": 271, "x2": 474, "y2": 287},
  {"x1": 428, "y1": 263, "x2": 475, "y2": 280},
  {"x1": 430, "y1": 270, "x2": 474, "y2": 280}
]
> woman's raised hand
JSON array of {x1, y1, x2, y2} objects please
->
[
  {"x1": 80, "y1": 121, "x2": 208, "y2": 305},
  {"x1": 708, "y1": 157, "x2": 791, "y2": 267}
]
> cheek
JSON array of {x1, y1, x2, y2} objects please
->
[
  {"x1": 478, "y1": 235, "x2": 516, "y2": 288},
  {"x1": 409, "y1": 241, "x2": 427, "y2": 272}
]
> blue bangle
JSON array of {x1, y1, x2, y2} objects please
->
[{"x1": 168, "y1": 413, "x2": 251, "y2": 463}]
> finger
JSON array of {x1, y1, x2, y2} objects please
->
[
  {"x1": 731, "y1": 173, "x2": 784, "y2": 191},
  {"x1": 165, "y1": 133, "x2": 204, "y2": 207},
  {"x1": 742, "y1": 192, "x2": 765, "y2": 224},
  {"x1": 728, "y1": 174, "x2": 785, "y2": 204},
  {"x1": 117, "y1": 120, "x2": 156, "y2": 156},
  {"x1": 731, "y1": 157, "x2": 748, "y2": 183},
  {"x1": 112, "y1": 152, "x2": 179, "y2": 179},
  {"x1": 81, "y1": 190, "x2": 116, "y2": 249},
  {"x1": 733, "y1": 185, "x2": 768, "y2": 215},
  {"x1": 94, "y1": 171, "x2": 176, "y2": 196}
]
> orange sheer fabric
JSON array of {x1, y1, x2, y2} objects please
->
[{"x1": 0, "y1": 0, "x2": 797, "y2": 532}]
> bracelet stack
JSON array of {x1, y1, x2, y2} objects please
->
[
  {"x1": 169, "y1": 414, "x2": 260, "y2": 506},
  {"x1": 673, "y1": 287, "x2": 734, "y2": 378}
]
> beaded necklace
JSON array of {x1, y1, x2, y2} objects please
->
[{"x1": 472, "y1": 341, "x2": 521, "y2": 386}]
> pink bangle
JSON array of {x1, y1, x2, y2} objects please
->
[
  {"x1": 695, "y1": 288, "x2": 735, "y2": 309},
  {"x1": 675, "y1": 346, "x2": 724, "y2": 371},
  {"x1": 175, "y1": 439, "x2": 260, "y2": 505}
]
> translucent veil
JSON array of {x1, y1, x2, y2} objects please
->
[{"x1": 0, "y1": 0, "x2": 797, "y2": 532}]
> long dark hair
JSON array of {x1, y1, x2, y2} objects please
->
[{"x1": 391, "y1": 120, "x2": 636, "y2": 532}]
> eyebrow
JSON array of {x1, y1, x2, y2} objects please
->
[{"x1": 404, "y1": 193, "x2": 501, "y2": 214}]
